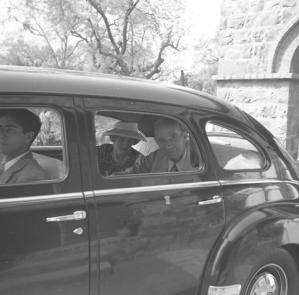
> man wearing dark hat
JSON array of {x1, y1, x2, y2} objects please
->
[{"x1": 97, "y1": 121, "x2": 147, "y2": 176}]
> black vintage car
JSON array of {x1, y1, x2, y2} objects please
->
[{"x1": 0, "y1": 66, "x2": 299, "y2": 295}]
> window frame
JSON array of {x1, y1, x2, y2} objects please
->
[
  {"x1": 0, "y1": 105, "x2": 69, "y2": 186},
  {"x1": 93, "y1": 109, "x2": 206, "y2": 178},
  {"x1": 205, "y1": 120, "x2": 269, "y2": 172}
]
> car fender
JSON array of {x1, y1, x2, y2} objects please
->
[{"x1": 199, "y1": 203, "x2": 299, "y2": 294}]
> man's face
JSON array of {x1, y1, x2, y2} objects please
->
[
  {"x1": 154, "y1": 124, "x2": 188, "y2": 162},
  {"x1": 0, "y1": 116, "x2": 33, "y2": 160}
]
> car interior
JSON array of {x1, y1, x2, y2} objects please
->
[
  {"x1": 95, "y1": 111, "x2": 202, "y2": 172},
  {"x1": 30, "y1": 146, "x2": 65, "y2": 179}
]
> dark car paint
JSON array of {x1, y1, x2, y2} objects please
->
[
  {"x1": 0, "y1": 97, "x2": 90, "y2": 295},
  {"x1": 93, "y1": 185, "x2": 224, "y2": 295},
  {"x1": 0, "y1": 67, "x2": 298, "y2": 295},
  {"x1": 200, "y1": 190, "x2": 299, "y2": 294},
  {"x1": 81, "y1": 96, "x2": 225, "y2": 295},
  {"x1": 0, "y1": 67, "x2": 248, "y2": 124}
]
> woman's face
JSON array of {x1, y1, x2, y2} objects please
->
[{"x1": 113, "y1": 136, "x2": 137, "y2": 156}]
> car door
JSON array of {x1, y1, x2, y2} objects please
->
[
  {"x1": 0, "y1": 96, "x2": 89, "y2": 295},
  {"x1": 82, "y1": 96, "x2": 225, "y2": 295}
]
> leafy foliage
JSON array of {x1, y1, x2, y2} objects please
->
[
  {"x1": 1, "y1": 0, "x2": 219, "y2": 94},
  {"x1": 3, "y1": 0, "x2": 186, "y2": 79},
  {"x1": 166, "y1": 36, "x2": 219, "y2": 94}
]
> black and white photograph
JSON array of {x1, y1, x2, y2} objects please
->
[{"x1": 0, "y1": 1, "x2": 299, "y2": 295}]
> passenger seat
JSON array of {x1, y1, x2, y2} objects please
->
[{"x1": 32, "y1": 152, "x2": 65, "y2": 179}]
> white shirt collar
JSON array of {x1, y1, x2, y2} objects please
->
[{"x1": 3, "y1": 151, "x2": 29, "y2": 171}]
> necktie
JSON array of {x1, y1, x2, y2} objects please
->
[
  {"x1": 0, "y1": 163, "x2": 5, "y2": 174},
  {"x1": 170, "y1": 163, "x2": 178, "y2": 172}
]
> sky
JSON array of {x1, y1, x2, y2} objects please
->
[
  {"x1": 0, "y1": 0, "x2": 222, "y2": 41},
  {"x1": 185, "y1": 0, "x2": 222, "y2": 39},
  {"x1": 163, "y1": 0, "x2": 222, "y2": 77}
]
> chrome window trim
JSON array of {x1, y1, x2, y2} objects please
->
[
  {"x1": 92, "y1": 181, "x2": 220, "y2": 197},
  {"x1": 0, "y1": 192, "x2": 83, "y2": 206}
]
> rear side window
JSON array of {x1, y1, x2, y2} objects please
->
[
  {"x1": 206, "y1": 122, "x2": 266, "y2": 171},
  {"x1": 0, "y1": 107, "x2": 66, "y2": 185},
  {"x1": 94, "y1": 111, "x2": 202, "y2": 177}
]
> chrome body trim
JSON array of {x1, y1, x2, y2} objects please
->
[
  {"x1": 0, "y1": 192, "x2": 83, "y2": 206},
  {"x1": 220, "y1": 178, "x2": 299, "y2": 187},
  {"x1": 83, "y1": 191, "x2": 94, "y2": 198},
  {"x1": 1, "y1": 179, "x2": 298, "y2": 205},
  {"x1": 92, "y1": 181, "x2": 220, "y2": 197},
  {"x1": 208, "y1": 284, "x2": 241, "y2": 295},
  {"x1": 92, "y1": 179, "x2": 299, "y2": 198}
]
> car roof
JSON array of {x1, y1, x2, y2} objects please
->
[{"x1": 0, "y1": 65, "x2": 242, "y2": 118}]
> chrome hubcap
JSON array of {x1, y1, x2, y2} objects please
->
[
  {"x1": 249, "y1": 273, "x2": 278, "y2": 295},
  {"x1": 248, "y1": 264, "x2": 287, "y2": 295}
]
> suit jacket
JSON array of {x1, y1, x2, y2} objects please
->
[
  {"x1": 0, "y1": 152, "x2": 48, "y2": 184},
  {"x1": 130, "y1": 145, "x2": 197, "y2": 174}
]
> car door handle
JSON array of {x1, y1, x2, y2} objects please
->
[
  {"x1": 197, "y1": 195, "x2": 223, "y2": 206},
  {"x1": 45, "y1": 210, "x2": 87, "y2": 222}
]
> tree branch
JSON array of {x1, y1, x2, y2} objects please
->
[
  {"x1": 86, "y1": 0, "x2": 120, "y2": 55},
  {"x1": 71, "y1": 30, "x2": 91, "y2": 45},
  {"x1": 146, "y1": 31, "x2": 180, "y2": 79},
  {"x1": 26, "y1": 20, "x2": 60, "y2": 67},
  {"x1": 66, "y1": 40, "x2": 84, "y2": 59},
  {"x1": 121, "y1": 0, "x2": 140, "y2": 55}
]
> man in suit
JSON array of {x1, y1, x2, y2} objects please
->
[
  {"x1": 0, "y1": 109, "x2": 48, "y2": 184},
  {"x1": 127, "y1": 117, "x2": 197, "y2": 174}
]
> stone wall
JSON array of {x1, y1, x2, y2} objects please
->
[
  {"x1": 218, "y1": 0, "x2": 299, "y2": 75},
  {"x1": 217, "y1": 0, "x2": 299, "y2": 157},
  {"x1": 217, "y1": 76, "x2": 290, "y2": 145}
]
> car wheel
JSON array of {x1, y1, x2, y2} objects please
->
[{"x1": 243, "y1": 248, "x2": 299, "y2": 295}]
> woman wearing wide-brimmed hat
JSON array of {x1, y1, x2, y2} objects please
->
[{"x1": 97, "y1": 121, "x2": 147, "y2": 176}]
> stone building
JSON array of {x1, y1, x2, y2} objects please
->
[{"x1": 216, "y1": 0, "x2": 299, "y2": 158}]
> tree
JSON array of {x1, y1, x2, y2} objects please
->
[
  {"x1": 3, "y1": 0, "x2": 186, "y2": 78},
  {"x1": 69, "y1": 0, "x2": 186, "y2": 78},
  {"x1": 189, "y1": 36, "x2": 219, "y2": 94},
  {"x1": 3, "y1": 0, "x2": 86, "y2": 69},
  {"x1": 0, "y1": 37, "x2": 84, "y2": 69},
  {"x1": 168, "y1": 35, "x2": 219, "y2": 95}
]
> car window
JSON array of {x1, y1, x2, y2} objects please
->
[
  {"x1": 94, "y1": 112, "x2": 202, "y2": 177},
  {"x1": 0, "y1": 107, "x2": 66, "y2": 185},
  {"x1": 206, "y1": 122, "x2": 265, "y2": 171}
]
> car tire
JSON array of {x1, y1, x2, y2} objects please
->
[{"x1": 242, "y1": 248, "x2": 299, "y2": 295}]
